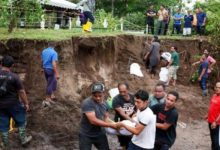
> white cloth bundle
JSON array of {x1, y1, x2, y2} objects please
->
[
  {"x1": 105, "y1": 120, "x2": 136, "y2": 136},
  {"x1": 130, "y1": 63, "x2": 144, "y2": 77}
]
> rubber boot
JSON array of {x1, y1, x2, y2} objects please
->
[
  {"x1": 83, "y1": 21, "x2": 92, "y2": 32},
  {"x1": 0, "y1": 132, "x2": 9, "y2": 148},
  {"x1": 9, "y1": 118, "x2": 14, "y2": 133},
  {"x1": 82, "y1": 24, "x2": 87, "y2": 32},
  {"x1": 202, "y1": 90, "x2": 207, "y2": 97},
  {"x1": 87, "y1": 21, "x2": 92, "y2": 32},
  {"x1": 18, "y1": 127, "x2": 32, "y2": 146}
]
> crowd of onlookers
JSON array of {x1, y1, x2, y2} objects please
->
[{"x1": 145, "y1": 5, "x2": 207, "y2": 36}]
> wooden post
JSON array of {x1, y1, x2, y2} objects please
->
[
  {"x1": 40, "y1": 15, "x2": 45, "y2": 30},
  {"x1": 120, "y1": 18, "x2": 123, "y2": 31},
  {"x1": 69, "y1": 17, "x2": 72, "y2": 30}
]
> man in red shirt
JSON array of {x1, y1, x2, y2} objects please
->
[{"x1": 207, "y1": 82, "x2": 220, "y2": 150}]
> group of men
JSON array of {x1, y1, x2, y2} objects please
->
[
  {"x1": 79, "y1": 80, "x2": 220, "y2": 150},
  {"x1": 193, "y1": 49, "x2": 216, "y2": 96},
  {"x1": 144, "y1": 36, "x2": 180, "y2": 86},
  {"x1": 0, "y1": 42, "x2": 59, "y2": 148},
  {"x1": 145, "y1": 5, "x2": 207, "y2": 36},
  {"x1": 79, "y1": 82, "x2": 179, "y2": 150}
]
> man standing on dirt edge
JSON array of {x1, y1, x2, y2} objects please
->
[
  {"x1": 77, "y1": 0, "x2": 95, "y2": 32},
  {"x1": 207, "y1": 82, "x2": 220, "y2": 150},
  {"x1": 116, "y1": 90, "x2": 156, "y2": 150},
  {"x1": 112, "y1": 83, "x2": 136, "y2": 150},
  {"x1": 145, "y1": 5, "x2": 156, "y2": 34},
  {"x1": 167, "y1": 46, "x2": 179, "y2": 86},
  {"x1": 0, "y1": 56, "x2": 32, "y2": 148},
  {"x1": 198, "y1": 54, "x2": 209, "y2": 96},
  {"x1": 144, "y1": 36, "x2": 161, "y2": 79},
  {"x1": 151, "y1": 91, "x2": 179, "y2": 150},
  {"x1": 41, "y1": 42, "x2": 59, "y2": 107},
  {"x1": 79, "y1": 83, "x2": 116, "y2": 150}
]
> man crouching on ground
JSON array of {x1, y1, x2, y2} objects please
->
[{"x1": 79, "y1": 83, "x2": 117, "y2": 150}]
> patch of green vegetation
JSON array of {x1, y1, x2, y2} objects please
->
[
  {"x1": 0, "y1": 28, "x2": 124, "y2": 41},
  {"x1": 0, "y1": 27, "x2": 205, "y2": 41}
]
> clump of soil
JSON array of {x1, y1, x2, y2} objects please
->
[{"x1": 0, "y1": 35, "x2": 217, "y2": 149}]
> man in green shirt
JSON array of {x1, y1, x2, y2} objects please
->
[{"x1": 167, "y1": 46, "x2": 180, "y2": 86}]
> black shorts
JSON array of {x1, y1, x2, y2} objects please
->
[{"x1": 118, "y1": 135, "x2": 132, "y2": 149}]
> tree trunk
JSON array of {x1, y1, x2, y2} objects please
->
[
  {"x1": 8, "y1": 18, "x2": 16, "y2": 33},
  {"x1": 111, "y1": 0, "x2": 114, "y2": 16}
]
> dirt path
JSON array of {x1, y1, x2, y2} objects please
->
[
  {"x1": 106, "y1": 120, "x2": 211, "y2": 150},
  {"x1": 173, "y1": 120, "x2": 210, "y2": 150}
]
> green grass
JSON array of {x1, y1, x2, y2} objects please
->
[
  {"x1": 0, "y1": 27, "x2": 206, "y2": 41},
  {"x1": 0, "y1": 28, "x2": 124, "y2": 41}
]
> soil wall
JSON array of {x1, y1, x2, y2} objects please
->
[{"x1": 0, "y1": 35, "x2": 217, "y2": 149}]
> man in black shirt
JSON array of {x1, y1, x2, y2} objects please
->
[
  {"x1": 151, "y1": 91, "x2": 179, "y2": 150},
  {"x1": 112, "y1": 83, "x2": 135, "y2": 150},
  {"x1": 0, "y1": 56, "x2": 32, "y2": 148},
  {"x1": 79, "y1": 83, "x2": 116, "y2": 150},
  {"x1": 146, "y1": 5, "x2": 156, "y2": 34}
]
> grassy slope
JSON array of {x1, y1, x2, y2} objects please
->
[{"x1": 0, "y1": 28, "x2": 205, "y2": 41}]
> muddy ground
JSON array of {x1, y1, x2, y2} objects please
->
[{"x1": 0, "y1": 35, "x2": 219, "y2": 150}]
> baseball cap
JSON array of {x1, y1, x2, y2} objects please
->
[{"x1": 91, "y1": 83, "x2": 105, "y2": 93}]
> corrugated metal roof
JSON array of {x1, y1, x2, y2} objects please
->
[{"x1": 41, "y1": 0, "x2": 82, "y2": 10}]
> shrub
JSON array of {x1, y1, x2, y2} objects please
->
[
  {"x1": 93, "y1": 9, "x2": 120, "y2": 31},
  {"x1": 123, "y1": 12, "x2": 145, "y2": 30}
]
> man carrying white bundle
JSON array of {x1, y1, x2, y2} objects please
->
[{"x1": 116, "y1": 90, "x2": 156, "y2": 150}]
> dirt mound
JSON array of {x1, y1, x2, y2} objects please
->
[{"x1": 0, "y1": 35, "x2": 216, "y2": 149}]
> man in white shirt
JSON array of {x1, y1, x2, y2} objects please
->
[{"x1": 116, "y1": 90, "x2": 156, "y2": 150}]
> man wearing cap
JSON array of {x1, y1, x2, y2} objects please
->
[
  {"x1": 112, "y1": 83, "x2": 135, "y2": 150},
  {"x1": 207, "y1": 82, "x2": 220, "y2": 150},
  {"x1": 79, "y1": 83, "x2": 116, "y2": 150},
  {"x1": 0, "y1": 56, "x2": 32, "y2": 148}
]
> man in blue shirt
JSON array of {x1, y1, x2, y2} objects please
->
[
  {"x1": 196, "y1": 7, "x2": 206, "y2": 35},
  {"x1": 198, "y1": 55, "x2": 209, "y2": 96},
  {"x1": 41, "y1": 42, "x2": 59, "y2": 106},
  {"x1": 183, "y1": 10, "x2": 193, "y2": 36},
  {"x1": 172, "y1": 9, "x2": 183, "y2": 35}
]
